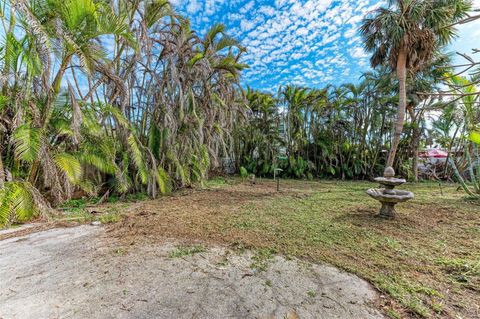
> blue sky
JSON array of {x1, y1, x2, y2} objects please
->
[{"x1": 171, "y1": 0, "x2": 480, "y2": 92}]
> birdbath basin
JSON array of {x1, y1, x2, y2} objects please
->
[
  {"x1": 373, "y1": 177, "x2": 406, "y2": 187},
  {"x1": 366, "y1": 167, "x2": 414, "y2": 218}
]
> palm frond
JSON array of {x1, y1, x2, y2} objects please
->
[
  {"x1": 12, "y1": 124, "x2": 42, "y2": 162},
  {"x1": 155, "y1": 166, "x2": 171, "y2": 194},
  {"x1": 128, "y1": 133, "x2": 148, "y2": 184},
  {"x1": 54, "y1": 153, "x2": 82, "y2": 184},
  {"x1": 0, "y1": 182, "x2": 49, "y2": 227}
]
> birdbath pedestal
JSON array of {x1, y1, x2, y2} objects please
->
[{"x1": 366, "y1": 167, "x2": 414, "y2": 219}]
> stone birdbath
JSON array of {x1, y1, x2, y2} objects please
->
[{"x1": 366, "y1": 167, "x2": 414, "y2": 219}]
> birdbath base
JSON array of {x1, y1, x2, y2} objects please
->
[{"x1": 377, "y1": 202, "x2": 396, "y2": 219}]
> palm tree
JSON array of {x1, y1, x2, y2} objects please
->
[
  {"x1": 360, "y1": 0, "x2": 471, "y2": 168},
  {"x1": 281, "y1": 85, "x2": 309, "y2": 158},
  {"x1": 236, "y1": 88, "x2": 281, "y2": 175},
  {"x1": 7, "y1": 0, "x2": 133, "y2": 195},
  {"x1": 405, "y1": 54, "x2": 451, "y2": 180},
  {"x1": 0, "y1": 0, "x2": 250, "y2": 226}
]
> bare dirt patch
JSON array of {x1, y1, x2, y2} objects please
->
[{"x1": 0, "y1": 225, "x2": 383, "y2": 319}]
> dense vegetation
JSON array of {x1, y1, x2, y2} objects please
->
[
  {"x1": 236, "y1": 0, "x2": 479, "y2": 183},
  {"x1": 0, "y1": 0, "x2": 247, "y2": 225},
  {"x1": 0, "y1": 0, "x2": 479, "y2": 226},
  {"x1": 236, "y1": 70, "x2": 479, "y2": 181}
]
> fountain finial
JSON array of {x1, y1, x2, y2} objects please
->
[{"x1": 383, "y1": 166, "x2": 395, "y2": 178}]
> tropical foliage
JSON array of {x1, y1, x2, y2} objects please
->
[
  {"x1": 0, "y1": 0, "x2": 247, "y2": 226},
  {"x1": 360, "y1": 0, "x2": 471, "y2": 167},
  {"x1": 0, "y1": 0, "x2": 479, "y2": 227},
  {"x1": 237, "y1": 68, "x2": 439, "y2": 180},
  {"x1": 444, "y1": 74, "x2": 480, "y2": 198}
]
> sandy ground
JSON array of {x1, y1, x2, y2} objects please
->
[{"x1": 0, "y1": 225, "x2": 384, "y2": 319}]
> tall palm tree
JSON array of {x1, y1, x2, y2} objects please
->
[
  {"x1": 236, "y1": 88, "x2": 280, "y2": 175},
  {"x1": 360, "y1": 0, "x2": 471, "y2": 168},
  {"x1": 280, "y1": 85, "x2": 309, "y2": 158}
]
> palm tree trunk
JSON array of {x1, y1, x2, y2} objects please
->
[
  {"x1": 387, "y1": 47, "x2": 407, "y2": 168},
  {"x1": 0, "y1": 153, "x2": 5, "y2": 188},
  {"x1": 408, "y1": 106, "x2": 420, "y2": 182},
  {"x1": 1, "y1": 5, "x2": 15, "y2": 75}
]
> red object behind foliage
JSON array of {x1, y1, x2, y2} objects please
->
[{"x1": 418, "y1": 149, "x2": 449, "y2": 158}]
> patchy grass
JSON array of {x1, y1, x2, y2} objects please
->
[
  {"x1": 168, "y1": 244, "x2": 206, "y2": 258},
  {"x1": 58, "y1": 208, "x2": 122, "y2": 225},
  {"x1": 60, "y1": 198, "x2": 94, "y2": 211},
  {"x1": 120, "y1": 192, "x2": 149, "y2": 203},
  {"x1": 203, "y1": 176, "x2": 232, "y2": 188},
  {"x1": 107, "y1": 179, "x2": 480, "y2": 318},
  {"x1": 60, "y1": 193, "x2": 149, "y2": 210},
  {"x1": 56, "y1": 201, "x2": 123, "y2": 226},
  {"x1": 55, "y1": 194, "x2": 135, "y2": 226},
  {"x1": 62, "y1": 210, "x2": 94, "y2": 223},
  {"x1": 250, "y1": 247, "x2": 277, "y2": 271},
  {"x1": 98, "y1": 212, "x2": 122, "y2": 224},
  {"x1": 112, "y1": 247, "x2": 127, "y2": 256},
  {"x1": 307, "y1": 289, "x2": 317, "y2": 298}
]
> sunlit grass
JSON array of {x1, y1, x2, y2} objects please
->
[{"x1": 219, "y1": 180, "x2": 479, "y2": 318}]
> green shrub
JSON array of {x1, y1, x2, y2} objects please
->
[{"x1": 240, "y1": 166, "x2": 249, "y2": 178}]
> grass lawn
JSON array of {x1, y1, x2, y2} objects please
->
[{"x1": 81, "y1": 178, "x2": 479, "y2": 318}]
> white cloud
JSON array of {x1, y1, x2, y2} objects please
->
[
  {"x1": 174, "y1": 0, "x2": 392, "y2": 89},
  {"x1": 350, "y1": 47, "x2": 369, "y2": 58},
  {"x1": 186, "y1": 0, "x2": 201, "y2": 14},
  {"x1": 239, "y1": 1, "x2": 255, "y2": 14},
  {"x1": 240, "y1": 20, "x2": 255, "y2": 32},
  {"x1": 344, "y1": 28, "x2": 357, "y2": 38},
  {"x1": 258, "y1": 6, "x2": 275, "y2": 17}
]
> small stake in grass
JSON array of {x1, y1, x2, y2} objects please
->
[
  {"x1": 273, "y1": 156, "x2": 287, "y2": 192},
  {"x1": 274, "y1": 168, "x2": 283, "y2": 192}
]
